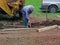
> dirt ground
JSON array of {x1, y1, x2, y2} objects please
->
[
  {"x1": 0, "y1": 17, "x2": 60, "y2": 45},
  {"x1": 0, "y1": 16, "x2": 60, "y2": 28},
  {"x1": 0, "y1": 17, "x2": 60, "y2": 28},
  {"x1": 0, "y1": 28, "x2": 60, "y2": 45}
]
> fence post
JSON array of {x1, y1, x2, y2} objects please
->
[{"x1": 46, "y1": 8, "x2": 49, "y2": 22}]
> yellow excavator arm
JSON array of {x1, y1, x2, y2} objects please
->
[
  {"x1": 0, "y1": 0, "x2": 13, "y2": 16},
  {"x1": 0, "y1": 0, "x2": 25, "y2": 16},
  {"x1": 8, "y1": 0, "x2": 21, "y2": 15}
]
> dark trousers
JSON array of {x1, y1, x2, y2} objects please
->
[
  {"x1": 22, "y1": 11, "x2": 28, "y2": 27},
  {"x1": 24, "y1": 18, "x2": 28, "y2": 27}
]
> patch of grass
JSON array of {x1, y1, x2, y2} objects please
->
[
  {"x1": 25, "y1": 0, "x2": 60, "y2": 20},
  {"x1": 25, "y1": 0, "x2": 41, "y2": 14}
]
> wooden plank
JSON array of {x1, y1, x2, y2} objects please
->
[
  {"x1": 0, "y1": 28, "x2": 37, "y2": 31},
  {"x1": 37, "y1": 25, "x2": 58, "y2": 32}
]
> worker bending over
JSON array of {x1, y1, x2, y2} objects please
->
[{"x1": 22, "y1": 5, "x2": 34, "y2": 28}]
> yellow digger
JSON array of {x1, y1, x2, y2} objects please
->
[
  {"x1": 0, "y1": 0, "x2": 25, "y2": 29},
  {"x1": 0, "y1": 0, "x2": 25, "y2": 17}
]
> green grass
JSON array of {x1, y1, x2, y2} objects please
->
[
  {"x1": 25, "y1": 0, "x2": 41, "y2": 14},
  {"x1": 25, "y1": 0, "x2": 60, "y2": 20}
]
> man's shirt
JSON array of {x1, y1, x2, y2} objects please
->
[{"x1": 22, "y1": 5, "x2": 33, "y2": 19}]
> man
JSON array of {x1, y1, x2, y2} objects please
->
[{"x1": 22, "y1": 5, "x2": 34, "y2": 28}]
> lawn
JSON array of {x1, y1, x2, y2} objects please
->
[
  {"x1": 25, "y1": 0, "x2": 41, "y2": 14},
  {"x1": 25, "y1": 0, "x2": 60, "y2": 20}
]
